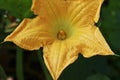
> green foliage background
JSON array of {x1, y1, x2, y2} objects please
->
[{"x1": 0, "y1": 0, "x2": 120, "y2": 80}]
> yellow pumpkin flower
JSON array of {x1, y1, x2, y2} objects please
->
[{"x1": 4, "y1": 0, "x2": 114, "y2": 79}]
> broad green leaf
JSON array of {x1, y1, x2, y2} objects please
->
[
  {"x1": 86, "y1": 74, "x2": 110, "y2": 80},
  {"x1": 100, "y1": 0, "x2": 120, "y2": 54},
  {"x1": 0, "y1": 0, "x2": 32, "y2": 19}
]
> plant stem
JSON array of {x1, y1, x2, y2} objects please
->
[
  {"x1": 37, "y1": 49, "x2": 52, "y2": 80},
  {"x1": 0, "y1": 65, "x2": 7, "y2": 80},
  {"x1": 16, "y1": 47, "x2": 24, "y2": 80}
]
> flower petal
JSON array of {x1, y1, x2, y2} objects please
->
[
  {"x1": 31, "y1": 0, "x2": 68, "y2": 20},
  {"x1": 72, "y1": 25, "x2": 114, "y2": 57},
  {"x1": 67, "y1": 0, "x2": 104, "y2": 26},
  {"x1": 43, "y1": 40, "x2": 79, "y2": 80},
  {"x1": 4, "y1": 17, "x2": 54, "y2": 50}
]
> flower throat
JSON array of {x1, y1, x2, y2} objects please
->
[{"x1": 57, "y1": 30, "x2": 67, "y2": 40}]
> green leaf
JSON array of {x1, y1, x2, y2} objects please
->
[
  {"x1": 100, "y1": 0, "x2": 120, "y2": 54},
  {"x1": 86, "y1": 74, "x2": 110, "y2": 80},
  {"x1": 16, "y1": 47, "x2": 24, "y2": 80},
  {"x1": 0, "y1": 65, "x2": 7, "y2": 80},
  {"x1": 0, "y1": 0, "x2": 32, "y2": 19}
]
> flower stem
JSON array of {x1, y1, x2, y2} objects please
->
[
  {"x1": 16, "y1": 47, "x2": 24, "y2": 80},
  {"x1": 0, "y1": 65, "x2": 7, "y2": 80},
  {"x1": 37, "y1": 49, "x2": 52, "y2": 80}
]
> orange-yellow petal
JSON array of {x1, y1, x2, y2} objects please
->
[
  {"x1": 72, "y1": 25, "x2": 114, "y2": 57},
  {"x1": 4, "y1": 17, "x2": 54, "y2": 50},
  {"x1": 43, "y1": 40, "x2": 79, "y2": 80},
  {"x1": 67, "y1": 0, "x2": 104, "y2": 26},
  {"x1": 31, "y1": 0, "x2": 68, "y2": 20}
]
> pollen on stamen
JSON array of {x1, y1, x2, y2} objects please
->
[{"x1": 57, "y1": 30, "x2": 67, "y2": 40}]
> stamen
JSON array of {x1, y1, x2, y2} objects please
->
[{"x1": 57, "y1": 30, "x2": 67, "y2": 40}]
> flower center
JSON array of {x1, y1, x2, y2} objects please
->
[{"x1": 57, "y1": 30, "x2": 67, "y2": 40}]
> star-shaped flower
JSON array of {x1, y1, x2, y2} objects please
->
[{"x1": 4, "y1": 0, "x2": 114, "y2": 79}]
